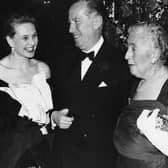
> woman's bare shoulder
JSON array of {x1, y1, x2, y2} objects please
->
[
  {"x1": 0, "y1": 56, "x2": 10, "y2": 66},
  {"x1": 31, "y1": 59, "x2": 51, "y2": 78}
]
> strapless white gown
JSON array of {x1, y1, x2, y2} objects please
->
[{"x1": 0, "y1": 72, "x2": 53, "y2": 134}]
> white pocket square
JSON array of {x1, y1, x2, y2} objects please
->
[{"x1": 98, "y1": 81, "x2": 108, "y2": 87}]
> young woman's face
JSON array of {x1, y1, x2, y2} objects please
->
[{"x1": 8, "y1": 22, "x2": 38, "y2": 58}]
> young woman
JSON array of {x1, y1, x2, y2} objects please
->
[{"x1": 0, "y1": 12, "x2": 54, "y2": 167}]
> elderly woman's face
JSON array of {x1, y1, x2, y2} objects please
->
[
  {"x1": 7, "y1": 22, "x2": 38, "y2": 58},
  {"x1": 125, "y1": 27, "x2": 155, "y2": 78}
]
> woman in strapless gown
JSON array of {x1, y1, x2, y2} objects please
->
[
  {"x1": 0, "y1": 12, "x2": 55, "y2": 168},
  {"x1": 113, "y1": 22, "x2": 168, "y2": 168}
]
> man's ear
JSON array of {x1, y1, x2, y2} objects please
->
[
  {"x1": 6, "y1": 36, "x2": 14, "y2": 48},
  {"x1": 93, "y1": 15, "x2": 103, "y2": 30}
]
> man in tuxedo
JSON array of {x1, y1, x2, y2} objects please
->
[{"x1": 51, "y1": 0, "x2": 132, "y2": 168}]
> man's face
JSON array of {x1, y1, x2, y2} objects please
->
[
  {"x1": 125, "y1": 27, "x2": 155, "y2": 78},
  {"x1": 68, "y1": 1, "x2": 98, "y2": 51}
]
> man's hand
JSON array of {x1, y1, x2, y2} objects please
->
[{"x1": 51, "y1": 108, "x2": 74, "y2": 129}]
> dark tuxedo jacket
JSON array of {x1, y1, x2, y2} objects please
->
[{"x1": 52, "y1": 41, "x2": 133, "y2": 168}]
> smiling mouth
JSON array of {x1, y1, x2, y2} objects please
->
[
  {"x1": 73, "y1": 34, "x2": 80, "y2": 39},
  {"x1": 74, "y1": 37, "x2": 80, "y2": 42},
  {"x1": 128, "y1": 62, "x2": 135, "y2": 66},
  {"x1": 25, "y1": 47, "x2": 35, "y2": 52}
]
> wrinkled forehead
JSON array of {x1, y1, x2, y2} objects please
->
[
  {"x1": 127, "y1": 26, "x2": 153, "y2": 45},
  {"x1": 69, "y1": 1, "x2": 88, "y2": 18}
]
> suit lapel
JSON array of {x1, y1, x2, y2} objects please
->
[{"x1": 68, "y1": 58, "x2": 81, "y2": 87}]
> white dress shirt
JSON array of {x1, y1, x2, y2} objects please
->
[{"x1": 81, "y1": 36, "x2": 104, "y2": 80}]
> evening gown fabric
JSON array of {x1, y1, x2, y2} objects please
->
[
  {"x1": 0, "y1": 71, "x2": 53, "y2": 168},
  {"x1": 113, "y1": 79, "x2": 168, "y2": 168}
]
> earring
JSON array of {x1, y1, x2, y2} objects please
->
[
  {"x1": 11, "y1": 47, "x2": 15, "y2": 54},
  {"x1": 152, "y1": 58, "x2": 157, "y2": 64}
]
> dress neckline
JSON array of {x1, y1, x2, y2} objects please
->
[
  {"x1": 0, "y1": 63, "x2": 42, "y2": 86},
  {"x1": 130, "y1": 78, "x2": 168, "y2": 103}
]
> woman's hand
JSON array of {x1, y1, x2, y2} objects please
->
[
  {"x1": 137, "y1": 108, "x2": 160, "y2": 133},
  {"x1": 137, "y1": 108, "x2": 168, "y2": 156}
]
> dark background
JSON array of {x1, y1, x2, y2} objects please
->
[{"x1": 0, "y1": 0, "x2": 72, "y2": 67}]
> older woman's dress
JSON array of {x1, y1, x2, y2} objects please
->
[
  {"x1": 0, "y1": 71, "x2": 53, "y2": 168},
  {"x1": 113, "y1": 79, "x2": 168, "y2": 168}
]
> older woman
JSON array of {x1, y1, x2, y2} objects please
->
[
  {"x1": 0, "y1": 12, "x2": 54, "y2": 167},
  {"x1": 113, "y1": 22, "x2": 168, "y2": 168}
]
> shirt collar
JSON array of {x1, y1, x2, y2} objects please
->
[{"x1": 85, "y1": 36, "x2": 104, "y2": 57}]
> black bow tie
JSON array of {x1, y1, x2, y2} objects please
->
[{"x1": 80, "y1": 51, "x2": 95, "y2": 61}]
